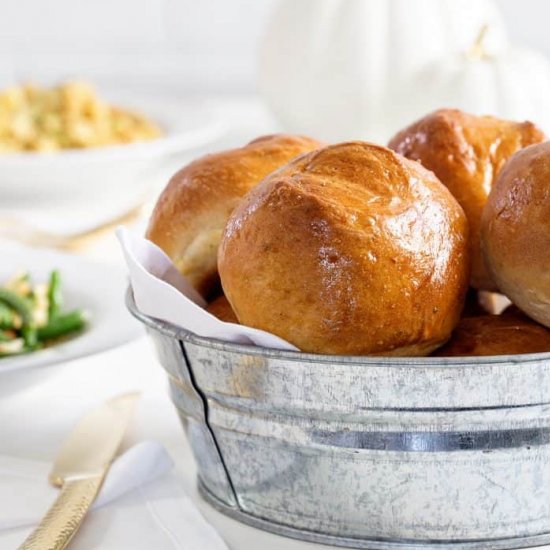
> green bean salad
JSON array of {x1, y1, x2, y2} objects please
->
[{"x1": 0, "y1": 270, "x2": 87, "y2": 357}]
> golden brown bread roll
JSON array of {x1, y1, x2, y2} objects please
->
[
  {"x1": 146, "y1": 134, "x2": 322, "y2": 296},
  {"x1": 218, "y1": 142, "x2": 470, "y2": 356},
  {"x1": 433, "y1": 310, "x2": 550, "y2": 357},
  {"x1": 388, "y1": 109, "x2": 545, "y2": 290},
  {"x1": 205, "y1": 295, "x2": 239, "y2": 324},
  {"x1": 481, "y1": 141, "x2": 550, "y2": 328}
]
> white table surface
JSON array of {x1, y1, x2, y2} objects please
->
[{"x1": 0, "y1": 96, "x2": 547, "y2": 550}]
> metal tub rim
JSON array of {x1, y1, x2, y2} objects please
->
[{"x1": 126, "y1": 287, "x2": 550, "y2": 368}]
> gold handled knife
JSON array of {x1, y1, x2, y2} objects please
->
[{"x1": 19, "y1": 392, "x2": 140, "y2": 550}]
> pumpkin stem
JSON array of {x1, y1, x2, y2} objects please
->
[{"x1": 467, "y1": 25, "x2": 490, "y2": 61}]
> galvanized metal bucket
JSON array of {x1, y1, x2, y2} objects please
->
[{"x1": 127, "y1": 289, "x2": 550, "y2": 549}]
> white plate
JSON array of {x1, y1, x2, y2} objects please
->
[
  {"x1": 0, "y1": 95, "x2": 227, "y2": 208},
  {"x1": 0, "y1": 244, "x2": 142, "y2": 373}
]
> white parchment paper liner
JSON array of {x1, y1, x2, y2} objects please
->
[{"x1": 117, "y1": 227, "x2": 298, "y2": 351}]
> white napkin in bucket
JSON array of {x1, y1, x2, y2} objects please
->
[
  {"x1": 0, "y1": 441, "x2": 229, "y2": 550},
  {"x1": 117, "y1": 226, "x2": 298, "y2": 350}
]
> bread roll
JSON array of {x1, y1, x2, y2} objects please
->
[
  {"x1": 481, "y1": 141, "x2": 550, "y2": 328},
  {"x1": 434, "y1": 310, "x2": 550, "y2": 357},
  {"x1": 218, "y1": 142, "x2": 470, "y2": 356},
  {"x1": 146, "y1": 134, "x2": 322, "y2": 296},
  {"x1": 389, "y1": 109, "x2": 545, "y2": 290},
  {"x1": 206, "y1": 295, "x2": 238, "y2": 324}
]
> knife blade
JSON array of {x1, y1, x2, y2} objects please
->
[{"x1": 19, "y1": 392, "x2": 140, "y2": 550}]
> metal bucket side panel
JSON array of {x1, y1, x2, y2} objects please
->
[
  {"x1": 207, "y1": 406, "x2": 550, "y2": 541},
  {"x1": 146, "y1": 328, "x2": 237, "y2": 506},
  {"x1": 183, "y1": 341, "x2": 550, "y2": 541}
]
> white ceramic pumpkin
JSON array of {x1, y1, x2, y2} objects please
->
[
  {"x1": 259, "y1": 0, "x2": 508, "y2": 142},
  {"x1": 393, "y1": 28, "x2": 550, "y2": 136}
]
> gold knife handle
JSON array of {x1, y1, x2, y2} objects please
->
[{"x1": 19, "y1": 475, "x2": 104, "y2": 550}]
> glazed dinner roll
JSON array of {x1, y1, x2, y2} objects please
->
[
  {"x1": 481, "y1": 141, "x2": 550, "y2": 328},
  {"x1": 146, "y1": 134, "x2": 322, "y2": 296},
  {"x1": 389, "y1": 109, "x2": 545, "y2": 291},
  {"x1": 434, "y1": 310, "x2": 550, "y2": 357},
  {"x1": 218, "y1": 142, "x2": 470, "y2": 356},
  {"x1": 206, "y1": 295, "x2": 239, "y2": 324}
]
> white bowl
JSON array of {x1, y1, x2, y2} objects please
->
[{"x1": 0, "y1": 96, "x2": 226, "y2": 208}]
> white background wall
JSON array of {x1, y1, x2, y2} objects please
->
[{"x1": 1, "y1": 0, "x2": 549, "y2": 94}]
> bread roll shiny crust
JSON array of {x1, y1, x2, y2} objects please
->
[
  {"x1": 389, "y1": 109, "x2": 545, "y2": 290},
  {"x1": 481, "y1": 141, "x2": 550, "y2": 328},
  {"x1": 434, "y1": 311, "x2": 550, "y2": 357},
  {"x1": 218, "y1": 142, "x2": 470, "y2": 356},
  {"x1": 206, "y1": 295, "x2": 238, "y2": 324},
  {"x1": 146, "y1": 134, "x2": 322, "y2": 296}
]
